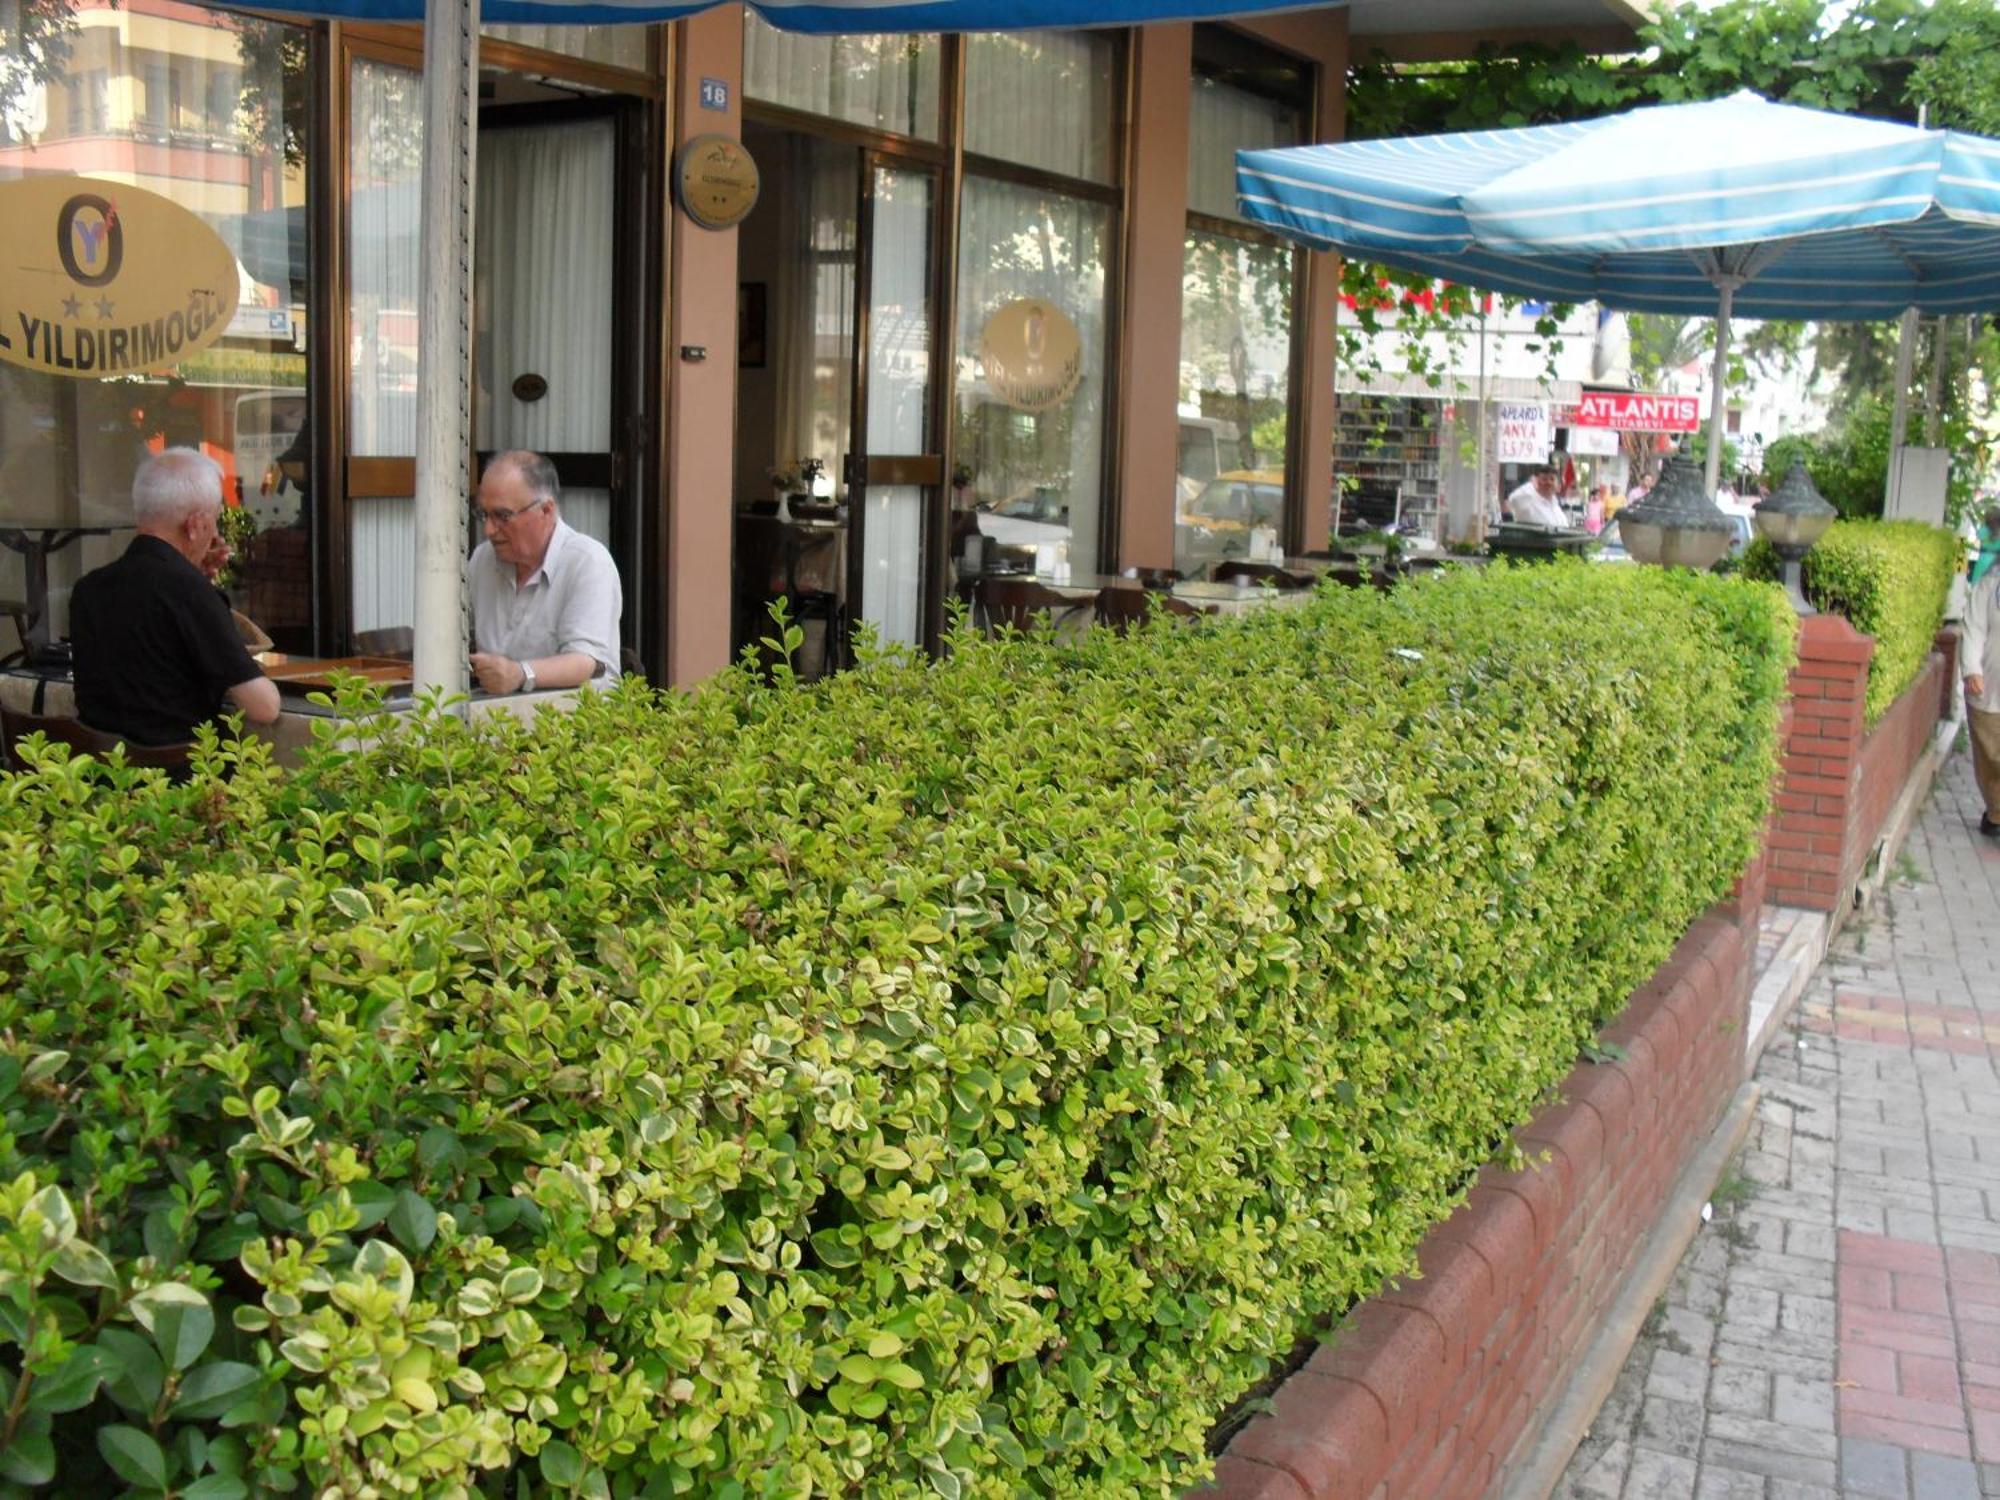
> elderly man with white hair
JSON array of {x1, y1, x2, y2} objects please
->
[
  {"x1": 466, "y1": 449, "x2": 622, "y2": 696},
  {"x1": 70, "y1": 448, "x2": 280, "y2": 746}
]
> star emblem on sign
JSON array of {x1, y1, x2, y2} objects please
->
[
  {"x1": 95, "y1": 296, "x2": 115, "y2": 320},
  {"x1": 61, "y1": 294, "x2": 81, "y2": 319}
]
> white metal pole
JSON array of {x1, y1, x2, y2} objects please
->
[
  {"x1": 1885, "y1": 305, "x2": 1919, "y2": 513},
  {"x1": 411, "y1": 0, "x2": 479, "y2": 700},
  {"x1": 1704, "y1": 281, "x2": 1734, "y2": 496},
  {"x1": 1475, "y1": 303, "x2": 1489, "y2": 542}
]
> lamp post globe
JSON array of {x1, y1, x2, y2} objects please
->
[
  {"x1": 1752, "y1": 460, "x2": 1837, "y2": 615},
  {"x1": 1616, "y1": 457, "x2": 1737, "y2": 570}
]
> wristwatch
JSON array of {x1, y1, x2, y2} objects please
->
[{"x1": 517, "y1": 660, "x2": 537, "y2": 694}]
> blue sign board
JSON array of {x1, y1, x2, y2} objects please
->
[{"x1": 699, "y1": 77, "x2": 729, "y2": 111}]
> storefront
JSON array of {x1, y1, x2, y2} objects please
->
[{"x1": 0, "y1": 0, "x2": 1630, "y2": 684}]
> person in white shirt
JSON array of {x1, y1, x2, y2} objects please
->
[
  {"x1": 1506, "y1": 468, "x2": 1569, "y2": 529},
  {"x1": 1964, "y1": 561, "x2": 2000, "y2": 837},
  {"x1": 467, "y1": 450, "x2": 623, "y2": 695}
]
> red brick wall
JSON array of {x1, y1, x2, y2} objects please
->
[
  {"x1": 1765, "y1": 617, "x2": 1946, "y2": 913},
  {"x1": 1203, "y1": 901, "x2": 1754, "y2": 1500}
]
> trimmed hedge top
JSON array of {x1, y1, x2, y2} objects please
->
[
  {"x1": 0, "y1": 564, "x2": 1793, "y2": 1498},
  {"x1": 1744, "y1": 519, "x2": 1961, "y2": 723}
]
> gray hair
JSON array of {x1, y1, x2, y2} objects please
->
[
  {"x1": 486, "y1": 450, "x2": 561, "y2": 508},
  {"x1": 133, "y1": 448, "x2": 223, "y2": 527}
]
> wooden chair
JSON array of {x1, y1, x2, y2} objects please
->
[
  {"x1": 1, "y1": 703, "x2": 191, "y2": 774},
  {"x1": 352, "y1": 625, "x2": 415, "y2": 658},
  {"x1": 0, "y1": 597, "x2": 31, "y2": 668},
  {"x1": 975, "y1": 576, "x2": 1099, "y2": 637}
]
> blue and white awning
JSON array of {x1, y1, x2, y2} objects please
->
[
  {"x1": 1236, "y1": 92, "x2": 2000, "y2": 319},
  {"x1": 276, "y1": 0, "x2": 1340, "y2": 28}
]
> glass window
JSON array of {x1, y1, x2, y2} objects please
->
[
  {"x1": 1187, "y1": 73, "x2": 1303, "y2": 222},
  {"x1": 743, "y1": 12, "x2": 940, "y2": 140},
  {"x1": 954, "y1": 177, "x2": 1111, "y2": 577},
  {"x1": 482, "y1": 26, "x2": 650, "y2": 73},
  {"x1": 1175, "y1": 229, "x2": 1295, "y2": 575},
  {"x1": 0, "y1": 9, "x2": 314, "y2": 649},
  {"x1": 963, "y1": 29, "x2": 1116, "y2": 184}
]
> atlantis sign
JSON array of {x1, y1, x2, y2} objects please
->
[
  {"x1": 1560, "y1": 391, "x2": 1701, "y2": 433},
  {"x1": 0, "y1": 175, "x2": 239, "y2": 380}
]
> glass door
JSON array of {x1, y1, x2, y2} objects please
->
[{"x1": 849, "y1": 157, "x2": 943, "y2": 651}]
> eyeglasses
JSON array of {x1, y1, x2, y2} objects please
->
[{"x1": 473, "y1": 498, "x2": 547, "y2": 528}]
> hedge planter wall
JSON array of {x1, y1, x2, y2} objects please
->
[
  {"x1": 1767, "y1": 614, "x2": 1948, "y2": 914},
  {"x1": 1208, "y1": 900, "x2": 1754, "y2": 1500},
  {"x1": 0, "y1": 565, "x2": 1792, "y2": 1497},
  {"x1": 1744, "y1": 519, "x2": 1961, "y2": 724}
]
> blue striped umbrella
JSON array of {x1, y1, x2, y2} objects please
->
[
  {"x1": 1237, "y1": 92, "x2": 2000, "y2": 490},
  {"x1": 295, "y1": 0, "x2": 1323, "y2": 23}
]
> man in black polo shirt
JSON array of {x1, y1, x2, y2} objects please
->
[{"x1": 71, "y1": 449, "x2": 280, "y2": 746}]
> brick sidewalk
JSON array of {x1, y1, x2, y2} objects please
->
[{"x1": 1556, "y1": 746, "x2": 2000, "y2": 1500}]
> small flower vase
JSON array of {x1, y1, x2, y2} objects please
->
[{"x1": 774, "y1": 489, "x2": 793, "y2": 523}]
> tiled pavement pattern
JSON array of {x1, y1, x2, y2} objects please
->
[{"x1": 1556, "y1": 748, "x2": 2000, "y2": 1500}]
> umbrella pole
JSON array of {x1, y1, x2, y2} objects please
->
[
  {"x1": 411, "y1": 0, "x2": 480, "y2": 702},
  {"x1": 1704, "y1": 281, "x2": 1735, "y2": 497}
]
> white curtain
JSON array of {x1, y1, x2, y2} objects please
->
[
  {"x1": 772, "y1": 139, "x2": 857, "y2": 485},
  {"x1": 860, "y1": 166, "x2": 931, "y2": 648},
  {"x1": 963, "y1": 30, "x2": 1115, "y2": 184},
  {"x1": 1188, "y1": 77, "x2": 1301, "y2": 222},
  {"x1": 476, "y1": 120, "x2": 614, "y2": 460},
  {"x1": 482, "y1": 25, "x2": 647, "y2": 71},
  {"x1": 347, "y1": 59, "x2": 422, "y2": 458},
  {"x1": 742, "y1": 12, "x2": 940, "y2": 139}
]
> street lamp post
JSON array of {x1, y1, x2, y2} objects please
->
[
  {"x1": 1752, "y1": 460, "x2": 1838, "y2": 615},
  {"x1": 1616, "y1": 456, "x2": 1737, "y2": 570}
]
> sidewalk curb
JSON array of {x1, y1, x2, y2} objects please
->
[
  {"x1": 1852, "y1": 716, "x2": 1959, "y2": 915},
  {"x1": 1495, "y1": 1079, "x2": 1761, "y2": 1500}
]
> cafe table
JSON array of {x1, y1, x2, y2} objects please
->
[
  {"x1": 1169, "y1": 579, "x2": 1315, "y2": 617},
  {"x1": 2, "y1": 657, "x2": 583, "y2": 769},
  {"x1": 0, "y1": 519, "x2": 125, "y2": 652}
]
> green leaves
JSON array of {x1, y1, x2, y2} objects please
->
[
  {"x1": 130, "y1": 1283, "x2": 214, "y2": 1371},
  {"x1": 0, "y1": 567, "x2": 1791, "y2": 1498},
  {"x1": 98, "y1": 1425, "x2": 170, "y2": 1490}
]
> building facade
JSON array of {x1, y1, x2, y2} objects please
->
[{"x1": 0, "y1": 0, "x2": 1638, "y2": 683}]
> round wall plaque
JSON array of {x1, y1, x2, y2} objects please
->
[
  {"x1": 676, "y1": 135, "x2": 760, "y2": 231},
  {"x1": 978, "y1": 297, "x2": 1083, "y2": 413},
  {"x1": 511, "y1": 372, "x2": 548, "y2": 403}
]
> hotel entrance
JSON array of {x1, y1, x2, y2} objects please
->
[{"x1": 337, "y1": 29, "x2": 661, "y2": 662}]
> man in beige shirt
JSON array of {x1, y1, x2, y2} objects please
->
[{"x1": 1964, "y1": 562, "x2": 2000, "y2": 836}]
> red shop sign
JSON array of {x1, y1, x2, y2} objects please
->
[{"x1": 1561, "y1": 391, "x2": 1701, "y2": 433}]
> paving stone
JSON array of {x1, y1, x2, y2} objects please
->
[
  {"x1": 1555, "y1": 757, "x2": 1996, "y2": 1500},
  {"x1": 1911, "y1": 1450, "x2": 1984, "y2": 1500},
  {"x1": 1626, "y1": 1446, "x2": 1702, "y2": 1500}
]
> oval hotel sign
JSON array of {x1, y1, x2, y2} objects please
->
[
  {"x1": 0, "y1": 175, "x2": 238, "y2": 379},
  {"x1": 979, "y1": 297, "x2": 1082, "y2": 413}
]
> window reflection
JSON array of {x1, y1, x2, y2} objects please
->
[
  {"x1": 0, "y1": 4, "x2": 313, "y2": 649},
  {"x1": 1176, "y1": 230, "x2": 1295, "y2": 576}
]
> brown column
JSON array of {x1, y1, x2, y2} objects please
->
[
  {"x1": 665, "y1": 4, "x2": 743, "y2": 687},
  {"x1": 1243, "y1": 11, "x2": 1349, "y2": 555},
  {"x1": 1296, "y1": 15, "x2": 1347, "y2": 553},
  {"x1": 1115, "y1": 24, "x2": 1192, "y2": 574}
]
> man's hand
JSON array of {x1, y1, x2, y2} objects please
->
[
  {"x1": 470, "y1": 652, "x2": 525, "y2": 695},
  {"x1": 200, "y1": 537, "x2": 231, "y2": 582},
  {"x1": 1969, "y1": 674, "x2": 1987, "y2": 700}
]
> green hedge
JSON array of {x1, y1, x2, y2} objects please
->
[
  {"x1": 1743, "y1": 519, "x2": 1961, "y2": 723},
  {"x1": 0, "y1": 564, "x2": 1792, "y2": 1498}
]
